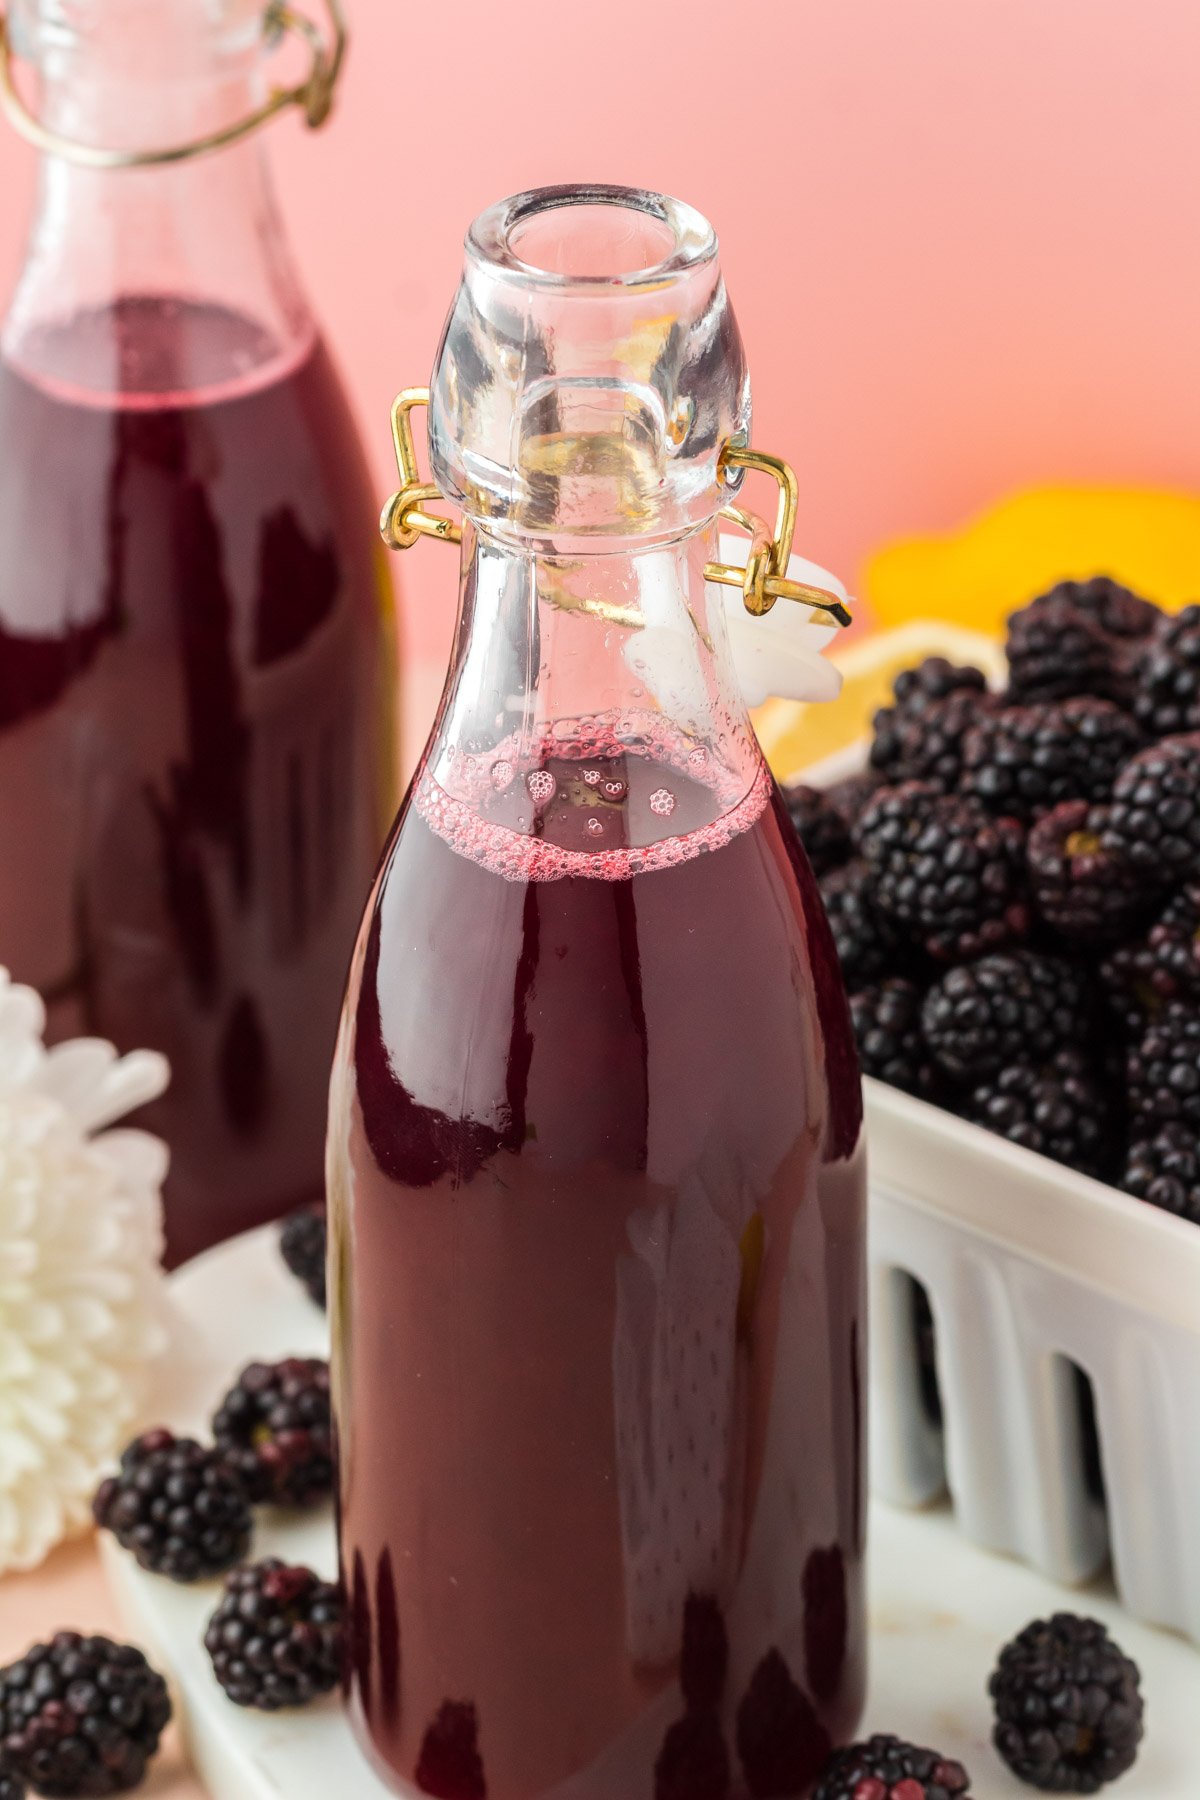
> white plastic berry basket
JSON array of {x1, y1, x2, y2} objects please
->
[{"x1": 791, "y1": 717, "x2": 1200, "y2": 1650}]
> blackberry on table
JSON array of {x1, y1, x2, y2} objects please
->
[
  {"x1": 1040, "y1": 576, "x2": 1159, "y2": 642},
  {"x1": 819, "y1": 859, "x2": 906, "y2": 990},
  {"x1": 851, "y1": 979, "x2": 940, "y2": 1098},
  {"x1": 1132, "y1": 602, "x2": 1200, "y2": 738},
  {"x1": 415, "y1": 1700, "x2": 486, "y2": 1800},
  {"x1": 204, "y1": 1559, "x2": 342, "y2": 1710},
  {"x1": 654, "y1": 1712, "x2": 730, "y2": 1800},
  {"x1": 989, "y1": 1613, "x2": 1143, "y2": 1792},
  {"x1": 960, "y1": 698, "x2": 1142, "y2": 822},
  {"x1": 279, "y1": 1206, "x2": 327, "y2": 1309},
  {"x1": 784, "y1": 784, "x2": 853, "y2": 876},
  {"x1": 0, "y1": 1633, "x2": 171, "y2": 1797},
  {"x1": 1102, "y1": 733, "x2": 1200, "y2": 882},
  {"x1": 855, "y1": 782, "x2": 1028, "y2": 962},
  {"x1": 735, "y1": 1649, "x2": 830, "y2": 1799},
  {"x1": 965, "y1": 1049, "x2": 1118, "y2": 1181},
  {"x1": 212, "y1": 1358, "x2": 333, "y2": 1509},
  {"x1": 870, "y1": 688, "x2": 996, "y2": 791},
  {"x1": 1127, "y1": 1000, "x2": 1200, "y2": 1132},
  {"x1": 1006, "y1": 593, "x2": 1128, "y2": 706},
  {"x1": 1123, "y1": 1122, "x2": 1200, "y2": 1224},
  {"x1": 1027, "y1": 801, "x2": 1149, "y2": 945},
  {"x1": 921, "y1": 951, "x2": 1087, "y2": 1084},
  {"x1": 92, "y1": 1429, "x2": 252, "y2": 1583},
  {"x1": 814, "y1": 1732, "x2": 971, "y2": 1800}
]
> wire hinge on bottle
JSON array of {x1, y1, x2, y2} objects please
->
[
  {"x1": 705, "y1": 447, "x2": 852, "y2": 627},
  {"x1": 0, "y1": 0, "x2": 346, "y2": 168},
  {"x1": 380, "y1": 390, "x2": 463, "y2": 551}
]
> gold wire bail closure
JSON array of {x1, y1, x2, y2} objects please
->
[
  {"x1": 0, "y1": 0, "x2": 346, "y2": 168},
  {"x1": 704, "y1": 446, "x2": 852, "y2": 627},
  {"x1": 380, "y1": 389, "x2": 463, "y2": 552}
]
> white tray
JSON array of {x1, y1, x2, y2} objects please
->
[{"x1": 101, "y1": 1229, "x2": 1199, "y2": 1800}]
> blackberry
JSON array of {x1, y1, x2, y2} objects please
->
[
  {"x1": 654, "y1": 1712, "x2": 730, "y2": 1800},
  {"x1": 870, "y1": 689, "x2": 996, "y2": 791},
  {"x1": 989, "y1": 1613, "x2": 1143, "y2": 1792},
  {"x1": 1132, "y1": 602, "x2": 1200, "y2": 738},
  {"x1": 966, "y1": 1050, "x2": 1117, "y2": 1180},
  {"x1": 92, "y1": 1429, "x2": 252, "y2": 1582},
  {"x1": 415, "y1": 1700, "x2": 486, "y2": 1800},
  {"x1": 279, "y1": 1205, "x2": 327, "y2": 1309},
  {"x1": 1006, "y1": 594, "x2": 1128, "y2": 706},
  {"x1": 1040, "y1": 576, "x2": 1159, "y2": 642},
  {"x1": 1027, "y1": 802, "x2": 1148, "y2": 944},
  {"x1": 823, "y1": 770, "x2": 883, "y2": 829},
  {"x1": 850, "y1": 980, "x2": 939, "y2": 1098},
  {"x1": 889, "y1": 656, "x2": 989, "y2": 709},
  {"x1": 204, "y1": 1559, "x2": 342, "y2": 1710},
  {"x1": 814, "y1": 1733, "x2": 971, "y2": 1800},
  {"x1": 960, "y1": 698, "x2": 1141, "y2": 822},
  {"x1": 1102, "y1": 733, "x2": 1200, "y2": 882},
  {"x1": 784, "y1": 784, "x2": 853, "y2": 876},
  {"x1": 0, "y1": 1633, "x2": 171, "y2": 1797},
  {"x1": 1127, "y1": 1001, "x2": 1200, "y2": 1131},
  {"x1": 921, "y1": 951, "x2": 1087, "y2": 1083},
  {"x1": 819, "y1": 859, "x2": 905, "y2": 990},
  {"x1": 1123, "y1": 1122, "x2": 1200, "y2": 1224},
  {"x1": 855, "y1": 783, "x2": 1028, "y2": 962},
  {"x1": 1103, "y1": 884, "x2": 1200, "y2": 1028},
  {"x1": 680, "y1": 1593, "x2": 728, "y2": 1713},
  {"x1": 212, "y1": 1358, "x2": 333, "y2": 1508},
  {"x1": 735, "y1": 1649, "x2": 830, "y2": 1799}
]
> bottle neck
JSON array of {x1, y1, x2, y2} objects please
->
[
  {"x1": 418, "y1": 520, "x2": 766, "y2": 880},
  {"x1": 2, "y1": 0, "x2": 312, "y2": 402}
]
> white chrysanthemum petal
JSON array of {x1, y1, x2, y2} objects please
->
[{"x1": 0, "y1": 969, "x2": 168, "y2": 1576}]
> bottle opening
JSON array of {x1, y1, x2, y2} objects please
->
[{"x1": 469, "y1": 184, "x2": 717, "y2": 290}]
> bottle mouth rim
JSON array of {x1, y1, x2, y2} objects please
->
[{"x1": 466, "y1": 184, "x2": 718, "y2": 291}]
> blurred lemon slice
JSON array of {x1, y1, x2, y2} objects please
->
[
  {"x1": 867, "y1": 485, "x2": 1200, "y2": 639},
  {"x1": 754, "y1": 622, "x2": 1005, "y2": 785}
]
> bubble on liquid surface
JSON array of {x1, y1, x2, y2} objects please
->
[
  {"x1": 602, "y1": 778, "x2": 628, "y2": 802},
  {"x1": 582, "y1": 769, "x2": 602, "y2": 787},
  {"x1": 526, "y1": 770, "x2": 555, "y2": 804},
  {"x1": 586, "y1": 816, "x2": 605, "y2": 838},
  {"x1": 688, "y1": 747, "x2": 708, "y2": 767},
  {"x1": 649, "y1": 788, "x2": 677, "y2": 818},
  {"x1": 490, "y1": 759, "x2": 514, "y2": 790}
]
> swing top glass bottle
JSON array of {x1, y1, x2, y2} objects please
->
[
  {"x1": 0, "y1": 0, "x2": 397, "y2": 1262},
  {"x1": 330, "y1": 185, "x2": 867, "y2": 1799}
]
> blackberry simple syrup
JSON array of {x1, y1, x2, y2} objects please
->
[
  {"x1": 329, "y1": 187, "x2": 867, "y2": 1798},
  {"x1": 0, "y1": 0, "x2": 397, "y2": 1262}
]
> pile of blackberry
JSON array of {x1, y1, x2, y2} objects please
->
[{"x1": 788, "y1": 575, "x2": 1200, "y2": 1215}]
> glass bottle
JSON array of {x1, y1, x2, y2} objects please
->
[
  {"x1": 329, "y1": 185, "x2": 866, "y2": 1799},
  {"x1": 0, "y1": 0, "x2": 398, "y2": 1263}
]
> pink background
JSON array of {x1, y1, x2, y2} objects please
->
[{"x1": 4, "y1": 0, "x2": 1200, "y2": 667}]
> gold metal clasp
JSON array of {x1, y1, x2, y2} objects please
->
[
  {"x1": 0, "y1": 0, "x2": 346, "y2": 169},
  {"x1": 705, "y1": 446, "x2": 852, "y2": 627},
  {"x1": 380, "y1": 389, "x2": 462, "y2": 552}
]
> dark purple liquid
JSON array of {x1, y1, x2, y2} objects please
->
[
  {"x1": 331, "y1": 753, "x2": 866, "y2": 1799},
  {"x1": 0, "y1": 300, "x2": 396, "y2": 1263}
]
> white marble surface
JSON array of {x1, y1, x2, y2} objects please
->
[{"x1": 101, "y1": 1230, "x2": 1198, "y2": 1799}]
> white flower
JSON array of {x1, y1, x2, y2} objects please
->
[{"x1": 0, "y1": 968, "x2": 170, "y2": 1574}]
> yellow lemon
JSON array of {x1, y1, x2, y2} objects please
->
[
  {"x1": 866, "y1": 486, "x2": 1200, "y2": 639},
  {"x1": 754, "y1": 622, "x2": 1005, "y2": 785}
]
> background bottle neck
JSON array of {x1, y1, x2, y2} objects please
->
[{"x1": 2, "y1": 0, "x2": 312, "y2": 401}]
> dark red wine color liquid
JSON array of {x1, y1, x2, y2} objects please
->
[
  {"x1": 0, "y1": 300, "x2": 395, "y2": 1263},
  {"x1": 332, "y1": 751, "x2": 866, "y2": 1799}
]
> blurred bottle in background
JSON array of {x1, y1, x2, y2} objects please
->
[{"x1": 0, "y1": 0, "x2": 398, "y2": 1263}]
